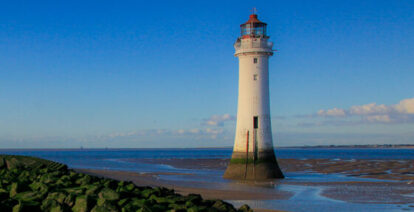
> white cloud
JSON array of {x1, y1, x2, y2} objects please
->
[
  {"x1": 395, "y1": 98, "x2": 414, "y2": 114},
  {"x1": 314, "y1": 97, "x2": 414, "y2": 125},
  {"x1": 364, "y1": 115, "x2": 392, "y2": 123},
  {"x1": 103, "y1": 113, "x2": 235, "y2": 143},
  {"x1": 108, "y1": 127, "x2": 227, "y2": 139},
  {"x1": 202, "y1": 114, "x2": 235, "y2": 126},
  {"x1": 317, "y1": 108, "x2": 346, "y2": 117},
  {"x1": 349, "y1": 103, "x2": 391, "y2": 115}
]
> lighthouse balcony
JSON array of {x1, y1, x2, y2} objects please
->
[{"x1": 234, "y1": 39, "x2": 273, "y2": 55}]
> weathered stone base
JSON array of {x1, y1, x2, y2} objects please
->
[{"x1": 223, "y1": 150, "x2": 284, "y2": 180}]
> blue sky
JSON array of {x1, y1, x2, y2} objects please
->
[{"x1": 1, "y1": 0, "x2": 413, "y2": 148}]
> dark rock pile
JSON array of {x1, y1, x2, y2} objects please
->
[{"x1": 0, "y1": 155, "x2": 253, "y2": 212}]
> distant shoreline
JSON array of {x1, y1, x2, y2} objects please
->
[
  {"x1": 0, "y1": 144, "x2": 413, "y2": 150},
  {"x1": 280, "y1": 144, "x2": 414, "y2": 149}
]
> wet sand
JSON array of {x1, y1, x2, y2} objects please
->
[
  {"x1": 78, "y1": 158, "x2": 414, "y2": 211},
  {"x1": 125, "y1": 158, "x2": 414, "y2": 181},
  {"x1": 78, "y1": 169, "x2": 288, "y2": 212},
  {"x1": 121, "y1": 158, "x2": 414, "y2": 203}
]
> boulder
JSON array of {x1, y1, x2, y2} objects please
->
[
  {"x1": 84, "y1": 184, "x2": 102, "y2": 196},
  {"x1": 10, "y1": 182, "x2": 21, "y2": 198},
  {"x1": 6, "y1": 158, "x2": 24, "y2": 170},
  {"x1": 72, "y1": 195, "x2": 92, "y2": 212},
  {"x1": 12, "y1": 200, "x2": 41, "y2": 212},
  {"x1": 76, "y1": 175, "x2": 92, "y2": 185},
  {"x1": 91, "y1": 202, "x2": 119, "y2": 212},
  {"x1": 41, "y1": 199, "x2": 63, "y2": 211},
  {"x1": 0, "y1": 188, "x2": 9, "y2": 199},
  {"x1": 212, "y1": 200, "x2": 236, "y2": 212},
  {"x1": 98, "y1": 188, "x2": 120, "y2": 201},
  {"x1": 0, "y1": 157, "x2": 5, "y2": 169},
  {"x1": 13, "y1": 191, "x2": 42, "y2": 202},
  {"x1": 238, "y1": 204, "x2": 253, "y2": 212},
  {"x1": 186, "y1": 194, "x2": 202, "y2": 205},
  {"x1": 64, "y1": 193, "x2": 76, "y2": 207},
  {"x1": 136, "y1": 205, "x2": 152, "y2": 212},
  {"x1": 45, "y1": 192, "x2": 67, "y2": 204}
]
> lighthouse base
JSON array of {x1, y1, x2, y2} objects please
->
[{"x1": 223, "y1": 150, "x2": 284, "y2": 180}]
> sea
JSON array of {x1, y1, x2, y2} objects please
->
[
  {"x1": 1, "y1": 148, "x2": 413, "y2": 172},
  {"x1": 1, "y1": 148, "x2": 413, "y2": 212}
]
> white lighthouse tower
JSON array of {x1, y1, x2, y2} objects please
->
[{"x1": 224, "y1": 13, "x2": 284, "y2": 180}]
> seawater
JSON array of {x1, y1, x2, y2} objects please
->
[
  {"x1": 0, "y1": 148, "x2": 413, "y2": 171},
  {"x1": 1, "y1": 148, "x2": 413, "y2": 212}
]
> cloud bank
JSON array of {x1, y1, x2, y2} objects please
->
[
  {"x1": 108, "y1": 128, "x2": 226, "y2": 139},
  {"x1": 202, "y1": 114, "x2": 235, "y2": 126},
  {"x1": 315, "y1": 97, "x2": 414, "y2": 124}
]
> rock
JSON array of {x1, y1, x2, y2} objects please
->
[
  {"x1": 141, "y1": 189, "x2": 157, "y2": 198},
  {"x1": 187, "y1": 206, "x2": 202, "y2": 212},
  {"x1": 91, "y1": 202, "x2": 119, "y2": 212},
  {"x1": 117, "y1": 198, "x2": 129, "y2": 207},
  {"x1": 0, "y1": 155, "x2": 247, "y2": 212},
  {"x1": 13, "y1": 191, "x2": 42, "y2": 202},
  {"x1": 46, "y1": 192, "x2": 67, "y2": 204},
  {"x1": 136, "y1": 205, "x2": 152, "y2": 212},
  {"x1": 72, "y1": 195, "x2": 92, "y2": 212},
  {"x1": 12, "y1": 200, "x2": 41, "y2": 212},
  {"x1": 50, "y1": 205, "x2": 65, "y2": 212},
  {"x1": 29, "y1": 182, "x2": 49, "y2": 195},
  {"x1": 150, "y1": 194, "x2": 174, "y2": 204},
  {"x1": 120, "y1": 203, "x2": 136, "y2": 212},
  {"x1": 40, "y1": 173, "x2": 56, "y2": 184},
  {"x1": 238, "y1": 204, "x2": 253, "y2": 212},
  {"x1": 150, "y1": 204, "x2": 168, "y2": 212},
  {"x1": 0, "y1": 157, "x2": 5, "y2": 169},
  {"x1": 0, "y1": 188, "x2": 9, "y2": 199},
  {"x1": 98, "y1": 188, "x2": 120, "y2": 201},
  {"x1": 64, "y1": 187, "x2": 85, "y2": 195},
  {"x1": 187, "y1": 194, "x2": 202, "y2": 205},
  {"x1": 212, "y1": 200, "x2": 235, "y2": 212},
  {"x1": 0, "y1": 199, "x2": 17, "y2": 211},
  {"x1": 84, "y1": 184, "x2": 102, "y2": 196},
  {"x1": 125, "y1": 183, "x2": 135, "y2": 191},
  {"x1": 6, "y1": 158, "x2": 24, "y2": 170},
  {"x1": 10, "y1": 183, "x2": 21, "y2": 197},
  {"x1": 64, "y1": 193, "x2": 76, "y2": 207},
  {"x1": 41, "y1": 199, "x2": 61, "y2": 211},
  {"x1": 168, "y1": 203, "x2": 187, "y2": 210},
  {"x1": 130, "y1": 198, "x2": 149, "y2": 208},
  {"x1": 76, "y1": 175, "x2": 92, "y2": 185},
  {"x1": 103, "y1": 180, "x2": 118, "y2": 189}
]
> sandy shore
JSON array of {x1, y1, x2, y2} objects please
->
[
  {"x1": 78, "y1": 169, "x2": 288, "y2": 212},
  {"x1": 77, "y1": 158, "x2": 414, "y2": 211},
  {"x1": 125, "y1": 158, "x2": 414, "y2": 182}
]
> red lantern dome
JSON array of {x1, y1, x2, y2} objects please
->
[{"x1": 240, "y1": 14, "x2": 267, "y2": 38}]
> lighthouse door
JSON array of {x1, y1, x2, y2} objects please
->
[
  {"x1": 253, "y1": 116, "x2": 258, "y2": 129},
  {"x1": 253, "y1": 116, "x2": 258, "y2": 162}
]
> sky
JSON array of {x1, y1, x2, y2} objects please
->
[{"x1": 0, "y1": 0, "x2": 413, "y2": 148}]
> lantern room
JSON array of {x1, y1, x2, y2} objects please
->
[{"x1": 240, "y1": 14, "x2": 267, "y2": 38}]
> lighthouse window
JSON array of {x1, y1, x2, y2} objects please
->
[
  {"x1": 253, "y1": 58, "x2": 258, "y2": 63},
  {"x1": 253, "y1": 116, "x2": 258, "y2": 129},
  {"x1": 253, "y1": 74, "x2": 258, "y2": 80}
]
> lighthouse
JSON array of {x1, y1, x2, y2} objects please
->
[{"x1": 224, "y1": 13, "x2": 284, "y2": 180}]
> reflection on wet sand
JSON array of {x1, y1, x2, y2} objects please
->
[
  {"x1": 125, "y1": 158, "x2": 414, "y2": 181},
  {"x1": 81, "y1": 158, "x2": 414, "y2": 211}
]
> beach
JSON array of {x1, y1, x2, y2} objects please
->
[
  {"x1": 78, "y1": 157, "x2": 414, "y2": 211},
  {"x1": 1, "y1": 148, "x2": 414, "y2": 211}
]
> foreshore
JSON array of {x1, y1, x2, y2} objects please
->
[
  {"x1": 78, "y1": 158, "x2": 414, "y2": 210},
  {"x1": 122, "y1": 158, "x2": 414, "y2": 181},
  {"x1": 77, "y1": 169, "x2": 288, "y2": 212},
  {"x1": 2, "y1": 150, "x2": 414, "y2": 211},
  {"x1": 0, "y1": 155, "x2": 259, "y2": 212}
]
